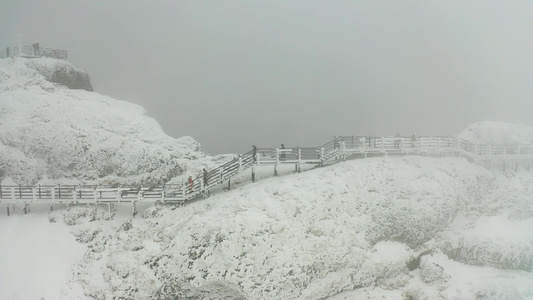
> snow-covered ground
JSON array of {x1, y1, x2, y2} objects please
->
[
  {"x1": 2, "y1": 154, "x2": 532, "y2": 299},
  {"x1": 0, "y1": 211, "x2": 87, "y2": 299},
  {"x1": 0, "y1": 58, "x2": 532, "y2": 299}
]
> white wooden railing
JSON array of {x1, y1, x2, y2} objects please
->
[
  {"x1": 1, "y1": 135, "x2": 532, "y2": 215},
  {"x1": 1, "y1": 45, "x2": 68, "y2": 59}
]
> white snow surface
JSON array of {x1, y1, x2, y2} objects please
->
[
  {"x1": 0, "y1": 57, "x2": 210, "y2": 185},
  {"x1": 0, "y1": 212, "x2": 87, "y2": 299}
]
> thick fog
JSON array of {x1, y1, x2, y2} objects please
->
[{"x1": 2, "y1": 1, "x2": 533, "y2": 154}]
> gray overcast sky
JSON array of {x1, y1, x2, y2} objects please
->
[{"x1": 2, "y1": 1, "x2": 533, "y2": 154}]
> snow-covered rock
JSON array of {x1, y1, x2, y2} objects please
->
[
  {"x1": 0, "y1": 57, "x2": 206, "y2": 185},
  {"x1": 0, "y1": 57, "x2": 93, "y2": 91},
  {"x1": 458, "y1": 121, "x2": 533, "y2": 145}
]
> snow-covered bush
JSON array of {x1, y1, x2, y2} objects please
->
[
  {"x1": 50, "y1": 206, "x2": 114, "y2": 226},
  {"x1": 74, "y1": 228, "x2": 102, "y2": 243},
  {"x1": 439, "y1": 236, "x2": 533, "y2": 271},
  {"x1": 420, "y1": 260, "x2": 444, "y2": 283}
]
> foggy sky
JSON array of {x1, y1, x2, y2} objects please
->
[{"x1": 2, "y1": 1, "x2": 533, "y2": 154}]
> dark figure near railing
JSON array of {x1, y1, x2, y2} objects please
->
[
  {"x1": 281, "y1": 144, "x2": 286, "y2": 161},
  {"x1": 394, "y1": 132, "x2": 401, "y2": 148},
  {"x1": 252, "y1": 145, "x2": 257, "y2": 161},
  {"x1": 203, "y1": 169, "x2": 208, "y2": 186},
  {"x1": 33, "y1": 42, "x2": 39, "y2": 56},
  {"x1": 411, "y1": 133, "x2": 417, "y2": 147}
]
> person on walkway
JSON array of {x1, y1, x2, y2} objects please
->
[
  {"x1": 252, "y1": 145, "x2": 257, "y2": 162},
  {"x1": 203, "y1": 169, "x2": 208, "y2": 186},
  {"x1": 32, "y1": 42, "x2": 40, "y2": 56},
  {"x1": 394, "y1": 132, "x2": 401, "y2": 148},
  {"x1": 280, "y1": 144, "x2": 286, "y2": 161},
  {"x1": 411, "y1": 133, "x2": 417, "y2": 148},
  {"x1": 188, "y1": 176, "x2": 194, "y2": 193}
]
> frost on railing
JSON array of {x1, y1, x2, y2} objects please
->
[{"x1": 1, "y1": 136, "x2": 532, "y2": 209}]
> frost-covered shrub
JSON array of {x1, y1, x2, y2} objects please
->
[
  {"x1": 120, "y1": 219, "x2": 133, "y2": 231},
  {"x1": 141, "y1": 202, "x2": 178, "y2": 219},
  {"x1": 420, "y1": 261, "x2": 444, "y2": 283},
  {"x1": 471, "y1": 283, "x2": 524, "y2": 300},
  {"x1": 74, "y1": 228, "x2": 101, "y2": 243},
  {"x1": 439, "y1": 238, "x2": 533, "y2": 271},
  {"x1": 60, "y1": 206, "x2": 114, "y2": 225},
  {"x1": 368, "y1": 203, "x2": 455, "y2": 248}
]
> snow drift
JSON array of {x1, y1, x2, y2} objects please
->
[{"x1": 0, "y1": 57, "x2": 206, "y2": 185}]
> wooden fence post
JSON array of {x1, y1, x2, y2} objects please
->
[
  {"x1": 251, "y1": 166, "x2": 255, "y2": 182},
  {"x1": 342, "y1": 140, "x2": 346, "y2": 161},
  {"x1": 275, "y1": 148, "x2": 279, "y2": 176},
  {"x1": 298, "y1": 148, "x2": 302, "y2": 172}
]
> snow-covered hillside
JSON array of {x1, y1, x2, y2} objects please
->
[
  {"x1": 458, "y1": 121, "x2": 533, "y2": 145},
  {"x1": 1, "y1": 121, "x2": 532, "y2": 299},
  {"x1": 56, "y1": 154, "x2": 530, "y2": 300},
  {"x1": 0, "y1": 58, "x2": 209, "y2": 185}
]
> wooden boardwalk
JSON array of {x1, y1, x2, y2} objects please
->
[{"x1": 1, "y1": 135, "x2": 532, "y2": 215}]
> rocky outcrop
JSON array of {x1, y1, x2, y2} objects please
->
[{"x1": 26, "y1": 57, "x2": 94, "y2": 91}]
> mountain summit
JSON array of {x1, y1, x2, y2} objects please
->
[{"x1": 0, "y1": 57, "x2": 204, "y2": 185}]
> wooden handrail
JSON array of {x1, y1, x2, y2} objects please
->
[{"x1": 1, "y1": 135, "x2": 532, "y2": 207}]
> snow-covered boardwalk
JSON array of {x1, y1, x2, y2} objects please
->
[{"x1": 1, "y1": 135, "x2": 532, "y2": 215}]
